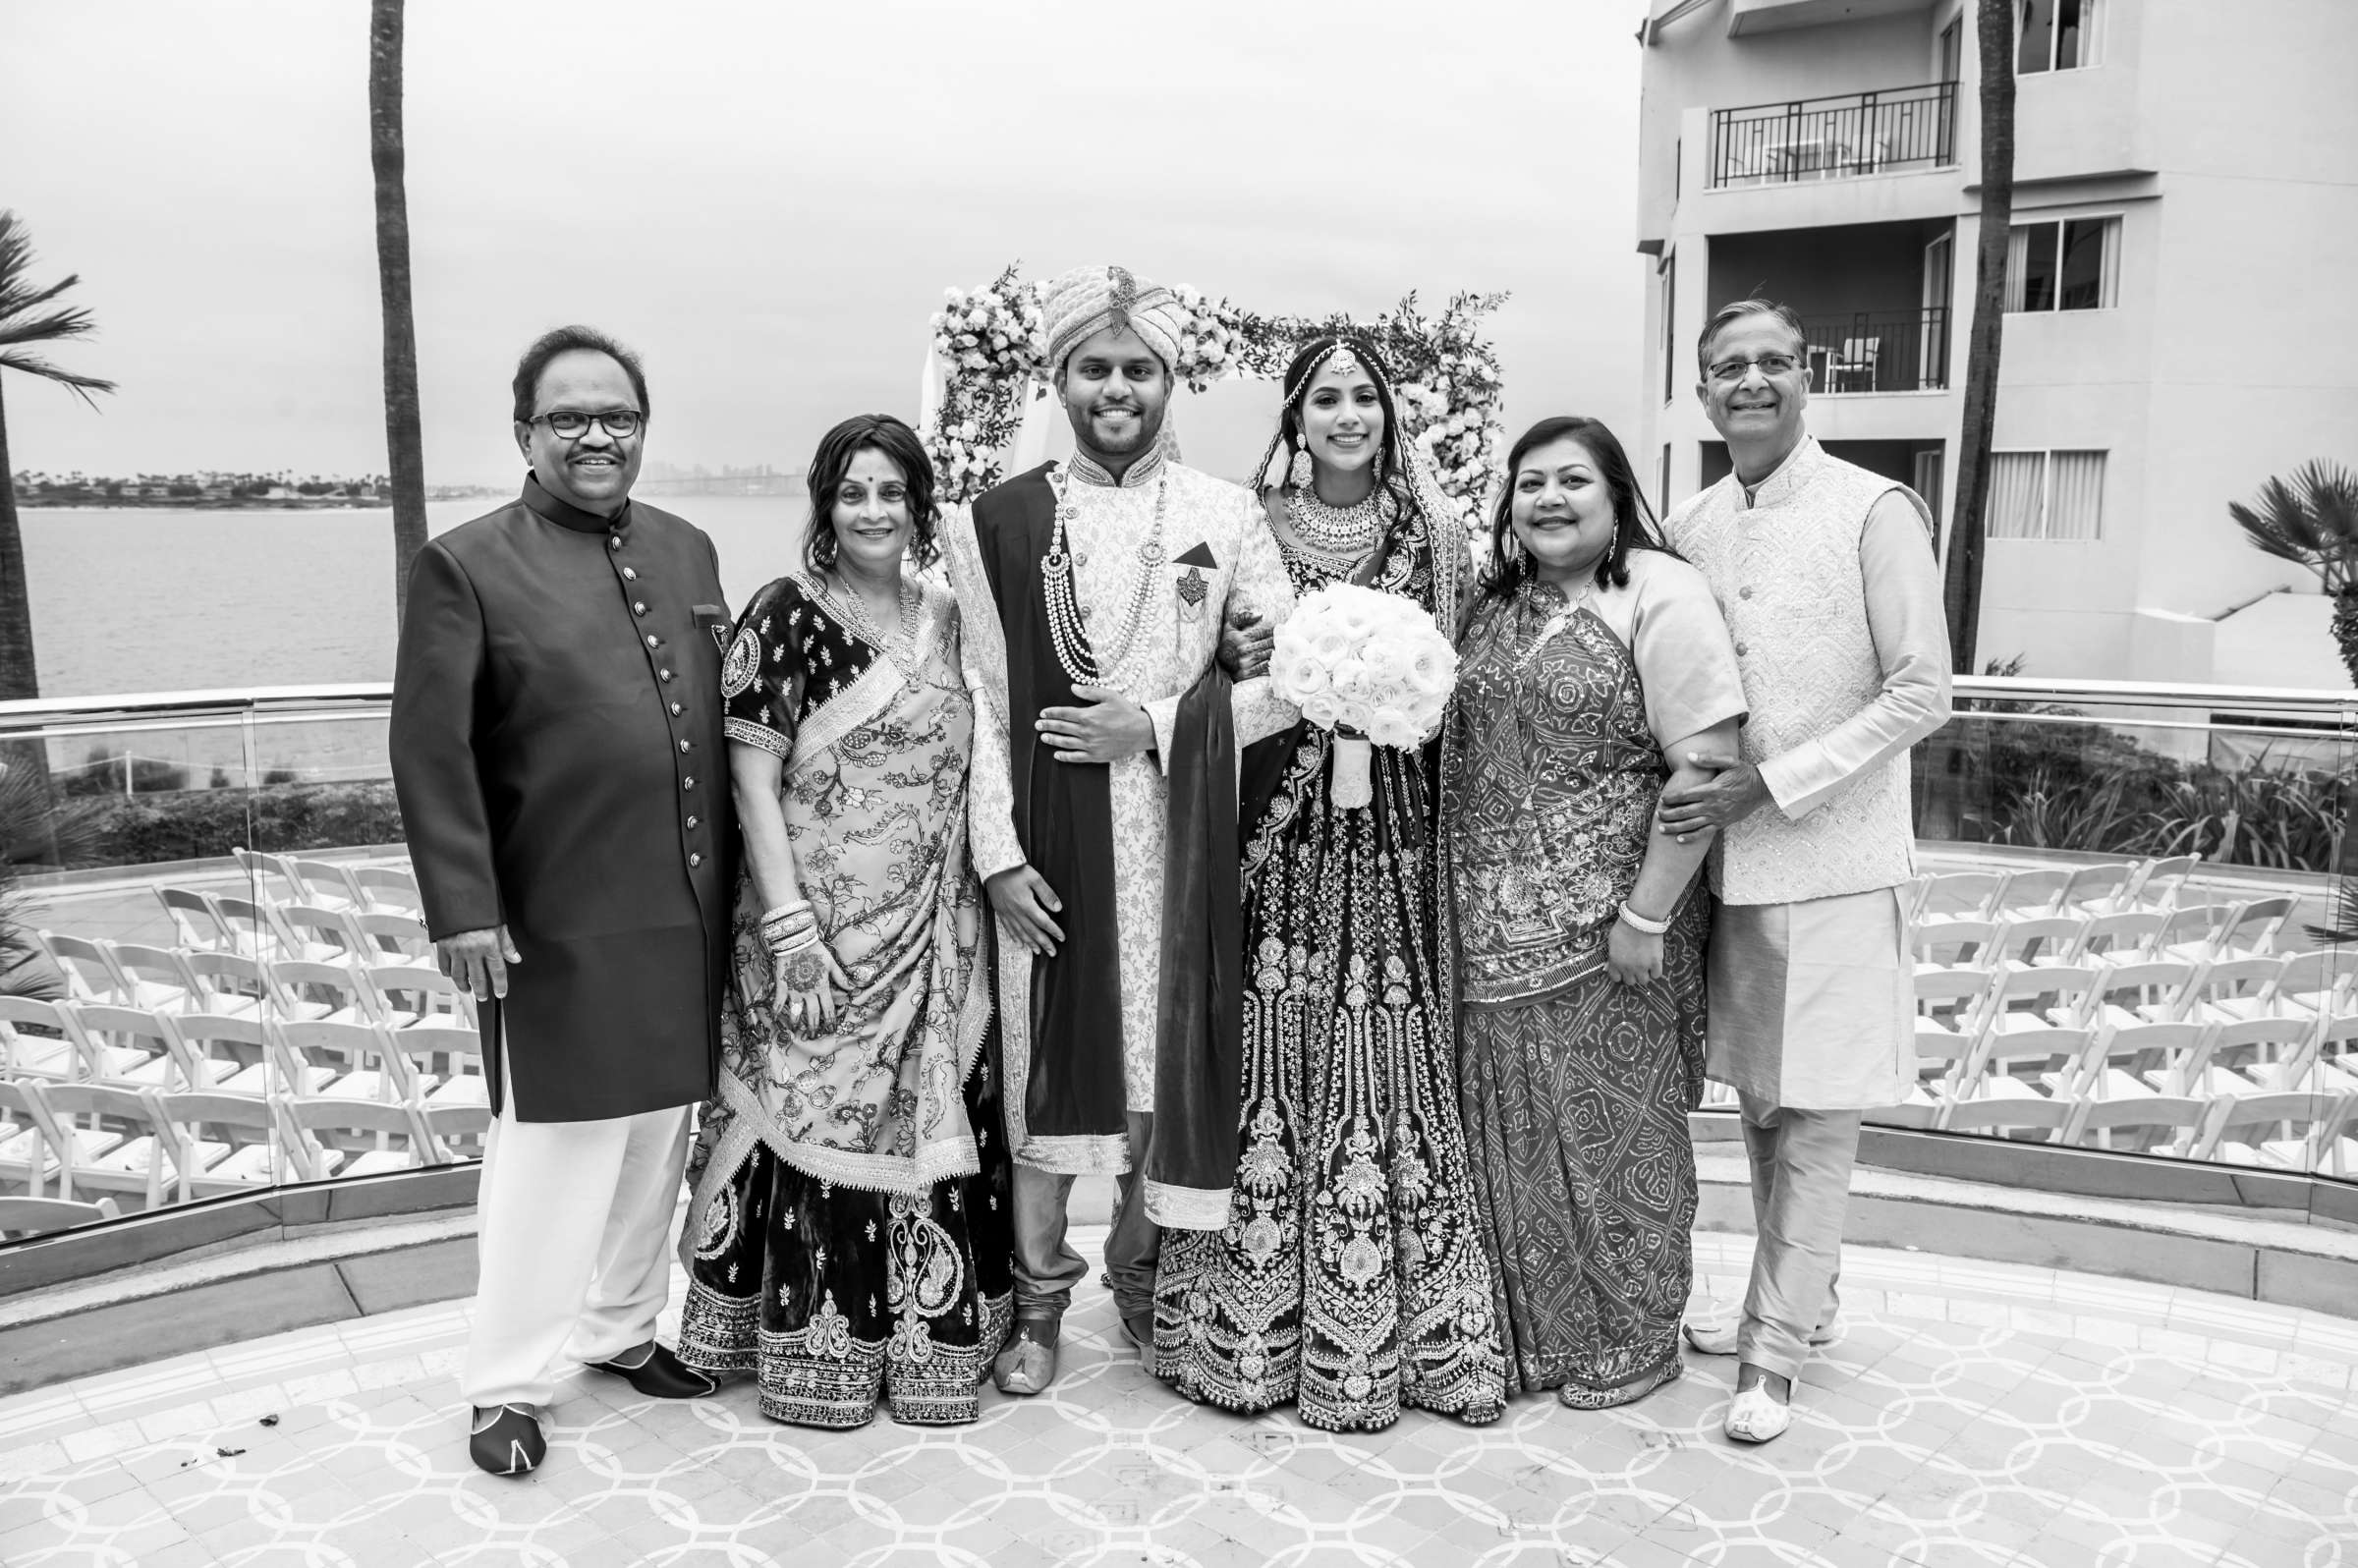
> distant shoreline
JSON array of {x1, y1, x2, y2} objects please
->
[{"x1": 13, "y1": 494, "x2": 505, "y2": 511}]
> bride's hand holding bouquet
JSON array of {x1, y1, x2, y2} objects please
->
[{"x1": 1268, "y1": 583, "x2": 1458, "y2": 809}]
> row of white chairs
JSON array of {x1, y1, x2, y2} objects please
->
[
  {"x1": 39, "y1": 931, "x2": 451, "y2": 1026},
  {"x1": 147, "y1": 887, "x2": 430, "y2": 969},
  {"x1": 0, "y1": 997, "x2": 484, "y2": 1104},
  {"x1": 1911, "y1": 899, "x2": 2302, "y2": 976},
  {"x1": 1915, "y1": 955, "x2": 2357, "y2": 1043},
  {"x1": 0, "y1": 1077, "x2": 483, "y2": 1210},
  {"x1": 231, "y1": 848, "x2": 421, "y2": 920},
  {"x1": 1873, "y1": 1086, "x2": 2357, "y2": 1174},
  {"x1": 1905, "y1": 856, "x2": 2202, "y2": 926}
]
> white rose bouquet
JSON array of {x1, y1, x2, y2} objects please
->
[{"x1": 1268, "y1": 583, "x2": 1458, "y2": 809}]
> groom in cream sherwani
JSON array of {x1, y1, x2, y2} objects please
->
[{"x1": 941, "y1": 264, "x2": 1296, "y2": 1397}]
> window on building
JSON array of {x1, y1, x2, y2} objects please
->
[
  {"x1": 2017, "y1": 0, "x2": 2100, "y2": 74},
  {"x1": 1987, "y1": 450, "x2": 2105, "y2": 540},
  {"x1": 1660, "y1": 255, "x2": 1677, "y2": 404},
  {"x1": 2005, "y1": 217, "x2": 2118, "y2": 311},
  {"x1": 1659, "y1": 444, "x2": 1672, "y2": 518}
]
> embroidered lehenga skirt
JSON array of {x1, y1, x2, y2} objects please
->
[{"x1": 1153, "y1": 504, "x2": 1506, "y2": 1432}]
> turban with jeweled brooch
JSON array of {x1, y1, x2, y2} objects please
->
[{"x1": 1040, "y1": 264, "x2": 1185, "y2": 374}]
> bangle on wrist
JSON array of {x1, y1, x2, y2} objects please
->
[{"x1": 1617, "y1": 902, "x2": 1670, "y2": 936}]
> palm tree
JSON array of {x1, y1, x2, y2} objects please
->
[
  {"x1": 1940, "y1": 0, "x2": 2017, "y2": 674},
  {"x1": 2228, "y1": 460, "x2": 2358, "y2": 688},
  {"x1": 0, "y1": 211, "x2": 116, "y2": 708},
  {"x1": 369, "y1": 0, "x2": 428, "y2": 620}
]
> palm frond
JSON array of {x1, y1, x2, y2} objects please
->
[
  {"x1": 0, "y1": 349, "x2": 115, "y2": 405},
  {"x1": 2229, "y1": 461, "x2": 2358, "y2": 594},
  {"x1": 0, "y1": 209, "x2": 113, "y2": 406}
]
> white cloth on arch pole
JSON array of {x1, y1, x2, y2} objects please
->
[{"x1": 458, "y1": 1090, "x2": 693, "y2": 1411}]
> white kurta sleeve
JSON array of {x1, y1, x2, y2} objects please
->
[
  {"x1": 939, "y1": 505, "x2": 1028, "y2": 880},
  {"x1": 1143, "y1": 493, "x2": 1300, "y2": 771},
  {"x1": 1757, "y1": 490, "x2": 1955, "y2": 819}
]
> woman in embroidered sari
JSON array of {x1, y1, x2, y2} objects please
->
[
  {"x1": 1442, "y1": 416, "x2": 1746, "y2": 1409},
  {"x1": 1155, "y1": 334, "x2": 1505, "y2": 1431},
  {"x1": 678, "y1": 414, "x2": 1011, "y2": 1428}
]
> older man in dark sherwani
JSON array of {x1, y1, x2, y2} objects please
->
[{"x1": 390, "y1": 325, "x2": 733, "y2": 1477}]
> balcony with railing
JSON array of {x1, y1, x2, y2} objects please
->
[
  {"x1": 1794, "y1": 304, "x2": 1949, "y2": 393},
  {"x1": 1709, "y1": 79, "x2": 1956, "y2": 189}
]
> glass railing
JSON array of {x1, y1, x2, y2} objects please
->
[{"x1": 0, "y1": 676, "x2": 2349, "y2": 1247}]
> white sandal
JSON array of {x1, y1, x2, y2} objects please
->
[{"x1": 1723, "y1": 1382, "x2": 1792, "y2": 1444}]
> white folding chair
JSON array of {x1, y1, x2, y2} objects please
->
[
  {"x1": 0, "y1": 1195, "x2": 122, "y2": 1238},
  {"x1": 171, "y1": 1015, "x2": 275, "y2": 1097},
  {"x1": 2085, "y1": 960, "x2": 2200, "y2": 1031},
  {"x1": 2124, "y1": 854, "x2": 2199, "y2": 913},
  {"x1": 1914, "y1": 870, "x2": 2011, "y2": 924},
  {"x1": 2058, "y1": 862, "x2": 2140, "y2": 917},
  {"x1": 267, "y1": 960, "x2": 384, "y2": 1028},
  {"x1": 104, "y1": 942, "x2": 204, "y2": 1014},
  {"x1": 1939, "y1": 1095, "x2": 2079, "y2": 1143},
  {"x1": 0, "y1": 1081, "x2": 62, "y2": 1197},
  {"x1": 37, "y1": 933, "x2": 130, "y2": 1004},
  {"x1": 1913, "y1": 919, "x2": 1999, "y2": 973},
  {"x1": 365, "y1": 966, "x2": 477, "y2": 1031},
  {"x1": 275, "y1": 1020, "x2": 413, "y2": 1102},
  {"x1": 36, "y1": 1081, "x2": 174, "y2": 1207},
  {"x1": 352, "y1": 865, "x2": 423, "y2": 917},
  {"x1": 2071, "y1": 1020, "x2": 2212, "y2": 1099},
  {"x1": 1961, "y1": 1024, "x2": 2090, "y2": 1102},
  {"x1": 183, "y1": 950, "x2": 271, "y2": 1022},
  {"x1": 273, "y1": 904, "x2": 365, "y2": 964},
  {"x1": 2073, "y1": 911, "x2": 2166, "y2": 967},
  {"x1": 288, "y1": 859, "x2": 368, "y2": 915},
  {"x1": 383, "y1": 1024, "x2": 484, "y2": 1107},
  {"x1": 1993, "y1": 916, "x2": 2089, "y2": 972},
  {"x1": 0, "y1": 996, "x2": 83, "y2": 1080},
  {"x1": 276, "y1": 1096, "x2": 438, "y2": 1179},
  {"x1": 155, "y1": 886, "x2": 238, "y2": 952},
  {"x1": 2065, "y1": 1093, "x2": 2211, "y2": 1159},
  {"x1": 154, "y1": 1090, "x2": 304, "y2": 1197},
  {"x1": 231, "y1": 846, "x2": 304, "y2": 905},
  {"x1": 419, "y1": 1100, "x2": 491, "y2": 1162},
  {"x1": 2198, "y1": 1017, "x2": 2322, "y2": 1094},
  {"x1": 2195, "y1": 1091, "x2": 2355, "y2": 1173},
  {"x1": 1996, "y1": 868, "x2": 2072, "y2": 918},
  {"x1": 1986, "y1": 965, "x2": 2100, "y2": 1034},
  {"x1": 353, "y1": 913, "x2": 432, "y2": 964},
  {"x1": 55, "y1": 1002, "x2": 166, "y2": 1081}
]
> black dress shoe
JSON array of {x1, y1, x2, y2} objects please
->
[
  {"x1": 586, "y1": 1342, "x2": 716, "y2": 1399},
  {"x1": 469, "y1": 1404, "x2": 545, "y2": 1477}
]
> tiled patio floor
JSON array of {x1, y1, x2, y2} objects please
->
[{"x1": 3, "y1": 1232, "x2": 2354, "y2": 1566}]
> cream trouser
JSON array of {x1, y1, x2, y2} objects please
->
[
  {"x1": 1733, "y1": 1091, "x2": 1863, "y2": 1384},
  {"x1": 458, "y1": 1096, "x2": 694, "y2": 1410}
]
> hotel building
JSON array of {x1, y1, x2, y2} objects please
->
[{"x1": 1633, "y1": 0, "x2": 2358, "y2": 689}]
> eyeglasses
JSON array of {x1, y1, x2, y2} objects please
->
[
  {"x1": 1707, "y1": 354, "x2": 1801, "y2": 384},
  {"x1": 531, "y1": 409, "x2": 645, "y2": 439}
]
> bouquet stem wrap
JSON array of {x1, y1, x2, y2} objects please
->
[{"x1": 1330, "y1": 730, "x2": 1375, "y2": 810}]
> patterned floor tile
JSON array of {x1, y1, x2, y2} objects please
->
[{"x1": 1, "y1": 1243, "x2": 2353, "y2": 1565}]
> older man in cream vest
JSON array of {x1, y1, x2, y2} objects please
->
[{"x1": 1657, "y1": 298, "x2": 1952, "y2": 1444}]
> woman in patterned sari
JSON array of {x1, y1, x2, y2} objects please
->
[
  {"x1": 678, "y1": 414, "x2": 1011, "y2": 1428},
  {"x1": 1442, "y1": 416, "x2": 1745, "y2": 1409},
  {"x1": 1155, "y1": 334, "x2": 1505, "y2": 1432}
]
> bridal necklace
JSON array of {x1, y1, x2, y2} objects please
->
[
  {"x1": 820, "y1": 569, "x2": 922, "y2": 680},
  {"x1": 1043, "y1": 460, "x2": 1165, "y2": 685},
  {"x1": 1288, "y1": 478, "x2": 1383, "y2": 556}
]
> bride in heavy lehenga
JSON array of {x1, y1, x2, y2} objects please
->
[{"x1": 1152, "y1": 334, "x2": 1505, "y2": 1432}]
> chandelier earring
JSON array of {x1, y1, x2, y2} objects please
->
[{"x1": 1289, "y1": 443, "x2": 1315, "y2": 490}]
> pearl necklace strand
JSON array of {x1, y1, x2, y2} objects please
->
[{"x1": 1043, "y1": 462, "x2": 1165, "y2": 685}]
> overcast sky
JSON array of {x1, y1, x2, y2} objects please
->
[{"x1": 3, "y1": 0, "x2": 1645, "y2": 486}]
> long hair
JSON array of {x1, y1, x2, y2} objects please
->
[
  {"x1": 802, "y1": 414, "x2": 940, "y2": 575},
  {"x1": 1483, "y1": 416, "x2": 1675, "y2": 601},
  {"x1": 1265, "y1": 332, "x2": 1419, "y2": 525}
]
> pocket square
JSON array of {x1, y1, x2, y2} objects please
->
[{"x1": 1173, "y1": 541, "x2": 1217, "y2": 569}]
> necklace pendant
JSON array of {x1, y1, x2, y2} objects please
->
[{"x1": 1139, "y1": 539, "x2": 1165, "y2": 570}]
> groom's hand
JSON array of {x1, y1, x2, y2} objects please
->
[
  {"x1": 1656, "y1": 749, "x2": 1770, "y2": 837},
  {"x1": 986, "y1": 866, "x2": 1064, "y2": 956},
  {"x1": 1218, "y1": 608, "x2": 1272, "y2": 682},
  {"x1": 1038, "y1": 687, "x2": 1153, "y2": 763}
]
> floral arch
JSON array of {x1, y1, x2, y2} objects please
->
[{"x1": 918, "y1": 263, "x2": 1509, "y2": 534}]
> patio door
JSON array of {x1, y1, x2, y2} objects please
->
[{"x1": 1922, "y1": 231, "x2": 1954, "y2": 388}]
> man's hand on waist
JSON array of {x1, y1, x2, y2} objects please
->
[{"x1": 1656, "y1": 750, "x2": 1771, "y2": 838}]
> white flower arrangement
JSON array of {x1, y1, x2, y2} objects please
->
[
  {"x1": 920, "y1": 269, "x2": 1510, "y2": 524},
  {"x1": 1268, "y1": 583, "x2": 1458, "y2": 809}
]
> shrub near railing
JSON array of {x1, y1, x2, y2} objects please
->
[
  {"x1": 68, "y1": 781, "x2": 405, "y2": 868},
  {"x1": 1915, "y1": 697, "x2": 2347, "y2": 872}
]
